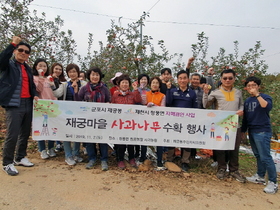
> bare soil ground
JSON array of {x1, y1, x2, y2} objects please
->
[{"x1": 0, "y1": 107, "x2": 280, "y2": 210}]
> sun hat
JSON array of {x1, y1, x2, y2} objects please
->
[{"x1": 110, "y1": 72, "x2": 123, "y2": 84}]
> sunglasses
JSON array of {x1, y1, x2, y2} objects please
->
[
  {"x1": 222, "y1": 77, "x2": 234, "y2": 81},
  {"x1": 17, "y1": 48, "x2": 30, "y2": 54}
]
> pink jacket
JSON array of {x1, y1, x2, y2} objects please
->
[{"x1": 33, "y1": 76, "x2": 57, "y2": 100}]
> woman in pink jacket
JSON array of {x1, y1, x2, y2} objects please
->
[{"x1": 32, "y1": 58, "x2": 57, "y2": 160}]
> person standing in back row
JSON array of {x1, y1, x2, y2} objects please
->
[{"x1": 0, "y1": 36, "x2": 38, "y2": 176}]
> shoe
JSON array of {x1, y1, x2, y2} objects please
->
[
  {"x1": 230, "y1": 170, "x2": 246, "y2": 183},
  {"x1": 264, "y1": 181, "x2": 278, "y2": 194},
  {"x1": 156, "y1": 162, "x2": 166, "y2": 171},
  {"x1": 73, "y1": 155, "x2": 83, "y2": 163},
  {"x1": 3, "y1": 164, "x2": 19, "y2": 176},
  {"x1": 129, "y1": 158, "x2": 137, "y2": 167},
  {"x1": 86, "y1": 160, "x2": 96, "y2": 169},
  {"x1": 40, "y1": 150, "x2": 49, "y2": 159},
  {"x1": 139, "y1": 157, "x2": 145, "y2": 163},
  {"x1": 195, "y1": 155, "x2": 202, "y2": 160},
  {"x1": 65, "y1": 156, "x2": 76, "y2": 166},
  {"x1": 55, "y1": 144, "x2": 63, "y2": 152},
  {"x1": 47, "y1": 148, "x2": 56, "y2": 157},
  {"x1": 216, "y1": 168, "x2": 226, "y2": 179},
  {"x1": 246, "y1": 173, "x2": 266, "y2": 185},
  {"x1": 118, "y1": 161, "x2": 125, "y2": 169},
  {"x1": 101, "y1": 161, "x2": 108, "y2": 171},
  {"x1": 211, "y1": 161, "x2": 218, "y2": 167},
  {"x1": 14, "y1": 157, "x2": 34, "y2": 167},
  {"x1": 181, "y1": 163, "x2": 190, "y2": 172}
]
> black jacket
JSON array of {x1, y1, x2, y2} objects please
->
[{"x1": 0, "y1": 44, "x2": 36, "y2": 106}]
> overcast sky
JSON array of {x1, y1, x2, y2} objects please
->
[{"x1": 29, "y1": 0, "x2": 280, "y2": 74}]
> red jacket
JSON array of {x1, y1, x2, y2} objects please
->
[{"x1": 111, "y1": 90, "x2": 141, "y2": 104}]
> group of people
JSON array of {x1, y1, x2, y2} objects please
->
[{"x1": 0, "y1": 36, "x2": 277, "y2": 194}]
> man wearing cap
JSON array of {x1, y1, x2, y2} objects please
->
[{"x1": 0, "y1": 36, "x2": 37, "y2": 176}]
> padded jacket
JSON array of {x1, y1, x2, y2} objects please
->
[{"x1": 0, "y1": 44, "x2": 36, "y2": 107}]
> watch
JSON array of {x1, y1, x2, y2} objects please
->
[{"x1": 256, "y1": 95, "x2": 261, "y2": 98}]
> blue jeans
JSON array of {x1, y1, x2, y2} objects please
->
[
  {"x1": 63, "y1": 141, "x2": 81, "y2": 158},
  {"x1": 38, "y1": 140, "x2": 55, "y2": 152},
  {"x1": 86, "y1": 143, "x2": 108, "y2": 161},
  {"x1": 249, "y1": 131, "x2": 277, "y2": 183}
]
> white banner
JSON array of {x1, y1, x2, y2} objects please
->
[{"x1": 32, "y1": 100, "x2": 239, "y2": 150}]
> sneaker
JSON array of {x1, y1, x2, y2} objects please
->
[
  {"x1": 86, "y1": 160, "x2": 96, "y2": 169},
  {"x1": 264, "y1": 181, "x2": 278, "y2": 194},
  {"x1": 47, "y1": 148, "x2": 56, "y2": 157},
  {"x1": 181, "y1": 163, "x2": 190, "y2": 172},
  {"x1": 129, "y1": 158, "x2": 137, "y2": 167},
  {"x1": 101, "y1": 161, "x2": 108, "y2": 171},
  {"x1": 216, "y1": 168, "x2": 226, "y2": 179},
  {"x1": 195, "y1": 155, "x2": 202, "y2": 160},
  {"x1": 3, "y1": 164, "x2": 19, "y2": 176},
  {"x1": 211, "y1": 161, "x2": 218, "y2": 167},
  {"x1": 14, "y1": 157, "x2": 34, "y2": 167},
  {"x1": 118, "y1": 161, "x2": 125, "y2": 169},
  {"x1": 230, "y1": 170, "x2": 246, "y2": 183},
  {"x1": 246, "y1": 173, "x2": 266, "y2": 185},
  {"x1": 73, "y1": 155, "x2": 83, "y2": 163},
  {"x1": 40, "y1": 150, "x2": 49, "y2": 159},
  {"x1": 55, "y1": 144, "x2": 63, "y2": 152},
  {"x1": 156, "y1": 162, "x2": 166, "y2": 171},
  {"x1": 65, "y1": 156, "x2": 76, "y2": 166}
]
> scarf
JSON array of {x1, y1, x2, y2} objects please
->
[
  {"x1": 86, "y1": 82, "x2": 105, "y2": 102},
  {"x1": 119, "y1": 90, "x2": 129, "y2": 96}
]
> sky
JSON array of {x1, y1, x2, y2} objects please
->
[{"x1": 28, "y1": 0, "x2": 280, "y2": 74}]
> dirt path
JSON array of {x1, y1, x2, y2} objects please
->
[{"x1": 0, "y1": 151, "x2": 279, "y2": 210}]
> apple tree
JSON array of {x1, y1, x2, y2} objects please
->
[
  {"x1": 78, "y1": 16, "x2": 177, "y2": 86},
  {"x1": 0, "y1": 0, "x2": 77, "y2": 67},
  {"x1": 190, "y1": 32, "x2": 279, "y2": 138}
]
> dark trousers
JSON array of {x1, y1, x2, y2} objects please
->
[
  {"x1": 86, "y1": 143, "x2": 108, "y2": 161},
  {"x1": 216, "y1": 128, "x2": 241, "y2": 172},
  {"x1": 134, "y1": 145, "x2": 140, "y2": 158},
  {"x1": 2, "y1": 98, "x2": 33, "y2": 165},
  {"x1": 190, "y1": 148, "x2": 197, "y2": 157},
  {"x1": 115, "y1": 144, "x2": 134, "y2": 162}
]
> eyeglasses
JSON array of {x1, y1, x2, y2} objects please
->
[
  {"x1": 17, "y1": 48, "x2": 30, "y2": 54},
  {"x1": 222, "y1": 77, "x2": 234, "y2": 81}
]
